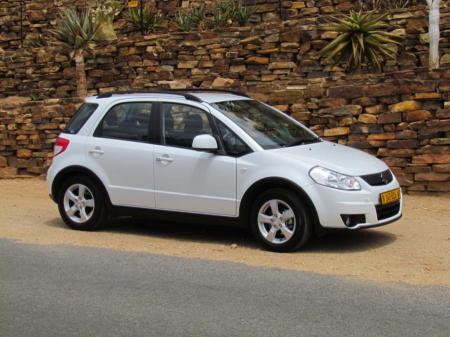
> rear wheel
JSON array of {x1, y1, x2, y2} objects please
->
[
  {"x1": 57, "y1": 176, "x2": 107, "y2": 231},
  {"x1": 251, "y1": 188, "x2": 311, "y2": 252}
]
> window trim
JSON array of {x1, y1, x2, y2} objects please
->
[{"x1": 93, "y1": 101, "x2": 157, "y2": 144}]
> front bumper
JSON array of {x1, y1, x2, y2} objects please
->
[{"x1": 303, "y1": 179, "x2": 403, "y2": 230}]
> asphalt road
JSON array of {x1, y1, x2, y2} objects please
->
[{"x1": 1, "y1": 239, "x2": 449, "y2": 337}]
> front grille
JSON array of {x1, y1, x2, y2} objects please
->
[
  {"x1": 361, "y1": 169, "x2": 393, "y2": 186},
  {"x1": 376, "y1": 201, "x2": 400, "y2": 221}
]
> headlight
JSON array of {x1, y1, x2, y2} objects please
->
[{"x1": 309, "y1": 166, "x2": 361, "y2": 190}]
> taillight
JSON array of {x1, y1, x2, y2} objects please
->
[{"x1": 54, "y1": 137, "x2": 70, "y2": 157}]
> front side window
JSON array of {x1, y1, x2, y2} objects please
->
[
  {"x1": 64, "y1": 103, "x2": 98, "y2": 134},
  {"x1": 161, "y1": 103, "x2": 212, "y2": 149},
  {"x1": 95, "y1": 102, "x2": 152, "y2": 142},
  {"x1": 212, "y1": 100, "x2": 320, "y2": 149}
]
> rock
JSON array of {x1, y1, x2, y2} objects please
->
[
  {"x1": 328, "y1": 85, "x2": 363, "y2": 99},
  {"x1": 404, "y1": 110, "x2": 432, "y2": 122},
  {"x1": 211, "y1": 77, "x2": 235, "y2": 88},
  {"x1": 389, "y1": 100, "x2": 421, "y2": 113},
  {"x1": 412, "y1": 154, "x2": 450, "y2": 164},
  {"x1": 316, "y1": 105, "x2": 362, "y2": 117},
  {"x1": 358, "y1": 114, "x2": 377, "y2": 124},
  {"x1": 324, "y1": 127, "x2": 349, "y2": 137},
  {"x1": 415, "y1": 172, "x2": 450, "y2": 182},
  {"x1": 17, "y1": 149, "x2": 32, "y2": 158},
  {"x1": 378, "y1": 112, "x2": 402, "y2": 124},
  {"x1": 414, "y1": 92, "x2": 441, "y2": 100},
  {"x1": 268, "y1": 62, "x2": 297, "y2": 70},
  {"x1": 0, "y1": 156, "x2": 6, "y2": 167},
  {"x1": 291, "y1": 2, "x2": 306, "y2": 9},
  {"x1": 245, "y1": 56, "x2": 269, "y2": 64},
  {"x1": 230, "y1": 244, "x2": 238, "y2": 249},
  {"x1": 177, "y1": 61, "x2": 198, "y2": 69},
  {"x1": 433, "y1": 164, "x2": 450, "y2": 173},
  {"x1": 441, "y1": 54, "x2": 450, "y2": 65},
  {"x1": 386, "y1": 140, "x2": 419, "y2": 149},
  {"x1": 427, "y1": 182, "x2": 450, "y2": 192},
  {"x1": 367, "y1": 133, "x2": 396, "y2": 141}
]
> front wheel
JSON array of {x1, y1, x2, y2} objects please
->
[
  {"x1": 250, "y1": 188, "x2": 312, "y2": 252},
  {"x1": 57, "y1": 176, "x2": 107, "y2": 231}
]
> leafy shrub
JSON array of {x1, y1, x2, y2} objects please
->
[
  {"x1": 318, "y1": 11, "x2": 402, "y2": 71},
  {"x1": 355, "y1": 0, "x2": 420, "y2": 11},
  {"x1": 177, "y1": 1, "x2": 252, "y2": 31},
  {"x1": 176, "y1": 5, "x2": 206, "y2": 31},
  {"x1": 124, "y1": 8, "x2": 161, "y2": 33},
  {"x1": 233, "y1": 1, "x2": 253, "y2": 25}
]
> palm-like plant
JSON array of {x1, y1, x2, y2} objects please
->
[
  {"x1": 51, "y1": 8, "x2": 99, "y2": 97},
  {"x1": 318, "y1": 11, "x2": 402, "y2": 71}
]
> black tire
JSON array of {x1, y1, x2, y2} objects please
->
[
  {"x1": 57, "y1": 175, "x2": 107, "y2": 231},
  {"x1": 250, "y1": 188, "x2": 312, "y2": 252}
]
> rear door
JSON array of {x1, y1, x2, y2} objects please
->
[
  {"x1": 153, "y1": 102, "x2": 237, "y2": 217},
  {"x1": 86, "y1": 101, "x2": 156, "y2": 208}
]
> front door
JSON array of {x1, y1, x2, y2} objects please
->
[{"x1": 154, "y1": 102, "x2": 237, "y2": 217}]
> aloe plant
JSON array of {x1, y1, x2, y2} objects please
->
[
  {"x1": 318, "y1": 11, "x2": 402, "y2": 71},
  {"x1": 124, "y1": 7, "x2": 161, "y2": 33},
  {"x1": 50, "y1": 8, "x2": 99, "y2": 97}
]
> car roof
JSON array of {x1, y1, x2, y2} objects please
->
[{"x1": 86, "y1": 90, "x2": 251, "y2": 105}]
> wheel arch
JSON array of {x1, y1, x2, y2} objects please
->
[
  {"x1": 51, "y1": 165, "x2": 111, "y2": 206},
  {"x1": 239, "y1": 177, "x2": 324, "y2": 236}
]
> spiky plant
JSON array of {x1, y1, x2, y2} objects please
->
[
  {"x1": 124, "y1": 7, "x2": 161, "y2": 33},
  {"x1": 318, "y1": 11, "x2": 402, "y2": 71},
  {"x1": 51, "y1": 8, "x2": 99, "y2": 97}
]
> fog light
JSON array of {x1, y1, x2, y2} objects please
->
[{"x1": 340, "y1": 214, "x2": 366, "y2": 228}]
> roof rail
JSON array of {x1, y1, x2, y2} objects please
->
[
  {"x1": 173, "y1": 88, "x2": 250, "y2": 98},
  {"x1": 96, "y1": 90, "x2": 203, "y2": 102},
  {"x1": 96, "y1": 89, "x2": 249, "y2": 101}
]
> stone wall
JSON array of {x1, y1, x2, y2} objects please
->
[{"x1": 0, "y1": 2, "x2": 449, "y2": 192}]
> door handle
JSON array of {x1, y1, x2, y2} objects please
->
[
  {"x1": 156, "y1": 155, "x2": 174, "y2": 163},
  {"x1": 89, "y1": 147, "x2": 104, "y2": 155}
]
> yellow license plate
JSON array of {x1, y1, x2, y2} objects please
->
[{"x1": 380, "y1": 188, "x2": 401, "y2": 205}]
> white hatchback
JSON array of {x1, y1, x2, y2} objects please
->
[{"x1": 47, "y1": 90, "x2": 402, "y2": 252}]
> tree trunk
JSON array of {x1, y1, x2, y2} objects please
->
[
  {"x1": 427, "y1": 0, "x2": 441, "y2": 70},
  {"x1": 73, "y1": 49, "x2": 87, "y2": 98}
]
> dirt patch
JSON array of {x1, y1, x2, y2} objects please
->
[{"x1": 0, "y1": 178, "x2": 449, "y2": 285}]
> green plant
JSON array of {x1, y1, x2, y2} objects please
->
[
  {"x1": 176, "y1": 5, "x2": 205, "y2": 31},
  {"x1": 318, "y1": 11, "x2": 402, "y2": 71},
  {"x1": 232, "y1": 1, "x2": 253, "y2": 25},
  {"x1": 28, "y1": 34, "x2": 48, "y2": 47},
  {"x1": 355, "y1": 0, "x2": 420, "y2": 11},
  {"x1": 124, "y1": 8, "x2": 161, "y2": 33},
  {"x1": 50, "y1": 8, "x2": 99, "y2": 97}
]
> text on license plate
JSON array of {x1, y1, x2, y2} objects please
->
[{"x1": 380, "y1": 188, "x2": 401, "y2": 205}]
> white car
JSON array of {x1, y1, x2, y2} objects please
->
[{"x1": 47, "y1": 90, "x2": 402, "y2": 252}]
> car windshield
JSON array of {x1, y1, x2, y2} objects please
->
[{"x1": 212, "y1": 100, "x2": 320, "y2": 149}]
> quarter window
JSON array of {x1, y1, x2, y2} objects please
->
[
  {"x1": 216, "y1": 119, "x2": 251, "y2": 157},
  {"x1": 96, "y1": 102, "x2": 152, "y2": 142},
  {"x1": 161, "y1": 103, "x2": 212, "y2": 149},
  {"x1": 64, "y1": 103, "x2": 98, "y2": 134}
]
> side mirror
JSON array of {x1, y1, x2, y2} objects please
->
[{"x1": 192, "y1": 134, "x2": 218, "y2": 152}]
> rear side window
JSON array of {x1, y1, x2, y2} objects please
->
[
  {"x1": 95, "y1": 102, "x2": 153, "y2": 142},
  {"x1": 64, "y1": 103, "x2": 98, "y2": 134}
]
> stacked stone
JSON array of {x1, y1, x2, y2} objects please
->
[{"x1": 0, "y1": 97, "x2": 81, "y2": 177}]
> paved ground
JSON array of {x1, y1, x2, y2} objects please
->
[
  {"x1": 1, "y1": 239, "x2": 449, "y2": 337},
  {"x1": 0, "y1": 178, "x2": 449, "y2": 285}
]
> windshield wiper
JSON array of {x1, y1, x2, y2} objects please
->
[{"x1": 285, "y1": 138, "x2": 321, "y2": 147}]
